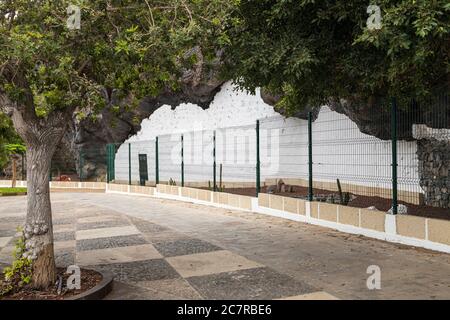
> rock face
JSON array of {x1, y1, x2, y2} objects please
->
[
  {"x1": 55, "y1": 49, "x2": 226, "y2": 181},
  {"x1": 260, "y1": 88, "x2": 319, "y2": 121},
  {"x1": 329, "y1": 96, "x2": 449, "y2": 209},
  {"x1": 328, "y1": 96, "x2": 450, "y2": 141},
  {"x1": 259, "y1": 92, "x2": 450, "y2": 209}
]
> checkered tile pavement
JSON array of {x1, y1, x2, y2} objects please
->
[{"x1": 0, "y1": 203, "x2": 338, "y2": 300}]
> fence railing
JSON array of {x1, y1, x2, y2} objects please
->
[
  {"x1": 106, "y1": 92, "x2": 449, "y2": 215},
  {"x1": 2, "y1": 93, "x2": 447, "y2": 216}
]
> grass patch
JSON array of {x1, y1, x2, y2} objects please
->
[{"x1": 0, "y1": 188, "x2": 27, "y2": 195}]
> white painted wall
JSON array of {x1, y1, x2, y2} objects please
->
[
  {"x1": 116, "y1": 81, "x2": 277, "y2": 183},
  {"x1": 259, "y1": 109, "x2": 420, "y2": 193},
  {"x1": 114, "y1": 82, "x2": 422, "y2": 197},
  {"x1": 127, "y1": 82, "x2": 278, "y2": 142}
]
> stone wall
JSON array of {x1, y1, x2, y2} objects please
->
[
  {"x1": 414, "y1": 124, "x2": 450, "y2": 208},
  {"x1": 417, "y1": 139, "x2": 450, "y2": 208}
]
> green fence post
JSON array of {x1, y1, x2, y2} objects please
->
[
  {"x1": 21, "y1": 153, "x2": 25, "y2": 181},
  {"x1": 155, "y1": 137, "x2": 159, "y2": 185},
  {"x1": 256, "y1": 120, "x2": 261, "y2": 197},
  {"x1": 106, "y1": 144, "x2": 109, "y2": 183},
  {"x1": 128, "y1": 143, "x2": 131, "y2": 185},
  {"x1": 308, "y1": 111, "x2": 313, "y2": 202},
  {"x1": 79, "y1": 151, "x2": 83, "y2": 182},
  {"x1": 391, "y1": 98, "x2": 398, "y2": 215},
  {"x1": 181, "y1": 135, "x2": 184, "y2": 187},
  {"x1": 108, "y1": 144, "x2": 112, "y2": 183},
  {"x1": 213, "y1": 131, "x2": 217, "y2": 192},
  {"x1": 113, "y1": 144, "x2": 116, "y2": 181},
  {"x1": 106, "y1": 144, "x2": 113, "y2": 183}
]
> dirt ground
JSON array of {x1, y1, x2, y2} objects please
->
[
  {"x1": 214, "y1": 186, "x2": 450, "y2": 221},
  {"x1": 0, "y1": 268, "x2": 102, "y2": 300}
]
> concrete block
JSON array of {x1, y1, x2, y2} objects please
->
[
  {"x1": 298, "y1": 200, "x2": 306, "y2": 215},
  {"x1": 239, "y1": 196, "x2": 253, "y2": 210},
  {"x1": 198, "y1": 190, "x2": 211, "y2": 202},
  {"x1": 258, "y1": 193, "x2": 270, "y2": 208},
  {"x1": 339, "y1": 206, "x2": 360, "y2": 227},
  {"x1": 428, "y1": 218, "x2": 450, "y2": 245},
  {"x1": 228, "y1": 194, "x2": 240, "y2": 208},
  {"x1": 318, "y1": 203, "x2": 338, "y2": 222},
  {"x1": 360, "y1": 209, "x2": 385, "y2": 232},
  {"x1": 396, "y1": 215, "x2": 426, "y2": 239},
  {"x1": 270, "y1": 195, "x2": 283, "y2": 211},
  {"x1": 283, "y1": 197, "x2": 298, "y2": 214},
  {"x1": 219, "y1": 192, "x2": 229, "y2": 205},
  {"x1": 310, "y1": 202, "x2": 320, "y2": 219}
]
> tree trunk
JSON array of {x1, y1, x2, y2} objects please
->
[
  {"x1": 3, "y1": 86, "x2": 72, "y2": 289},
  {"x1": 23, "y1": 143, "x2": 58, "y2": 289},
  {"x1": 11, "y1": 158, "x2": 16, "y2": 188},
  {"x1": 10, "y1": 113, "x2": 69, "y2": 289}
]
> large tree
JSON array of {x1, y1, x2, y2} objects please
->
[
  {"x1": 222, "y1": 0, "x2": 450, "y2": 113},
  {"x1": 0, "y1": 0, "x2": 231, "y2": 289},
  {"x1": 0, "y1": 112, "x2": 21, "y2": 170}
]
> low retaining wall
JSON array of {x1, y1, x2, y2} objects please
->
[
  {"x1": 0, "y1": 180, "x2": 27, "y2": 188},
  {"x1": 155, "y1": 184, "x2": 254, "y2": 211},
  {"x1": 258, "y1": 193, "x2": 450, "y2": 252},
  {"x1": 0, "y1": 180, "x2": 106, "y2": 192},
  {"x1": 152, "y1": 184, "x2": 449, "y2": 253},
  {"x1": 258, "y1": 194, "x2": 307, "y2": 215},
  {"x1": 155, "y1": 185, "x2": 450, "y2": 253},
  {"x1": 1, "y1": 180, "x2": 448, "y2": 253},
  {"x1": 108, "y1": 183, "x2": 155, "y2": 196}
]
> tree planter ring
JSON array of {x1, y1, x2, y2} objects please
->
[{"x1": 65, "y1": 271, "x2": 114, "y2": 300}]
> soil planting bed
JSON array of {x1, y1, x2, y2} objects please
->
[
  {"x1": 205, "y1": 186, "x2": 450, "y2": 221},
  {"x1": 0, "y1": 267, "x2": 102, "y2": 300}
]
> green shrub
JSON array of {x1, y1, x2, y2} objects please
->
[{"x1": 0, "y1": 227, "x2": 33, "y2": 297}]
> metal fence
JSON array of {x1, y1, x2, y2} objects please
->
[
  {"x1": 48, "y1": 146, "x2": 108, "y2": 182},
  {"x1": 107, "y1": 92, "x2": 449, "y2": 214},
  {"x1": 2, "y1": 92, "x2": 447, "y2": 215}
]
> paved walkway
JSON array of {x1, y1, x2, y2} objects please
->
[{"x1": 0, "y1": 193, "x2": 449, "y2": 299}]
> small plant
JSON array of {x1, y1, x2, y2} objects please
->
[
  {"x1": 336, "y1": 179, "x2": 351, "y2": 205},
  {"x1": 337, "y1": 179, "x2": 343, "y2": 203},
  {"x1": 219, "y1": 164, "x2": 223, "y2": 192},
  {"x1": 343, "y1": 192, "x2": 350, "y2": 205},
  {"x1": 0, "y1": 227, "x2": 33, "y2": 297}
]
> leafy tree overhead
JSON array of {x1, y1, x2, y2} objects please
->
[
  {"x1": 1, "y1": 0, "x2": 447, "y2": 293},
  {"x1": 4, "y1": 143, "x2": 26, "y2": 188},
  {"x1": 0, "y1": 112, "x2": 22, "y2": 170},
  {"x1": 0, "y1": 0, "x2": 231, "y2": 289},
  {"x1": 222, "y1": 0, "x2": 450, "y2": 113}
]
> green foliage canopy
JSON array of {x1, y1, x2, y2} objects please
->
[
  {"x1": 222, "y1": 0, "x2": 450, "y2": 113},
  {"x1": 0, "y1": 112, "x2": 22, "y2": 169},
  {"x1": 0, "y1": 0, "x2": 232, "y2": 128},
  {"x1": 5, "y1": 143, "x2": 25, "y2": 155}
]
